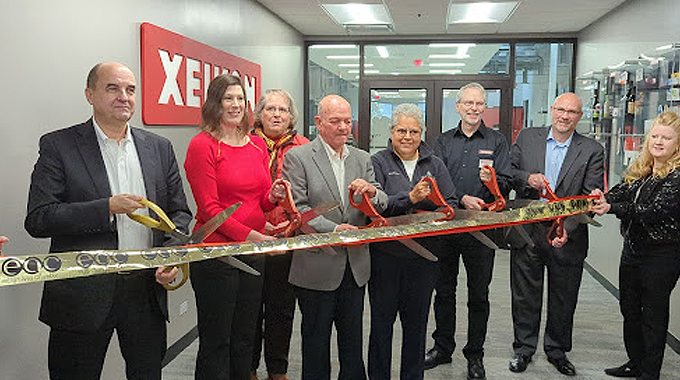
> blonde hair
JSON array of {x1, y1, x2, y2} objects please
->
[{"x1": 623, "y1": 111, "x2": 680, "y2": 183}]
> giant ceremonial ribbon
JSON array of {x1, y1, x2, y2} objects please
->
[{"x1": 0, "y1": 196, "x2": 594, "y2": 287}]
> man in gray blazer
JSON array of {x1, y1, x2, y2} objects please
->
[
  {"x1": 25, "y1": 62, "x2": 191, "y2": 380},
  {"x1": 282, "y1": 95, "x2": 388, "y2": 380},
  {"x1": 508, "y1": 93, "x2": 604, "y2": 377}
]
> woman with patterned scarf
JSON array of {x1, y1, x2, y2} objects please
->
[{"x1": 250, "y1": 89, "x2": 309, "y2": 380}]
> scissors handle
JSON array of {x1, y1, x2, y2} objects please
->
[
  {"x1": 270, "y1": 180, "x2": 303, "y2": 237},
  {"x1": 421, "y1": 177, "x2": 455, "y2": 221},
  {"x1": 349, "y1": 188, "x2": 388, "y2": 228},
  {"x1": 127, "y1": 198, "x2": 177, "y2": 234},
  {"x1": 479, "y1": 165, "x2": 506, "y2": 211}
]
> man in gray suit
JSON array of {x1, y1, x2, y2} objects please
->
[
  {"x1": 25, "y1": 62, "x2": 191, "y2": 380},
  {"x1": 282, "y1": 95, "x2": 388, "y2": 380},
  {"x1": 508, "y1": 93, "x2": 604, "y2": 376}
]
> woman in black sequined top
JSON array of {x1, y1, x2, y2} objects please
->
[{"x1": 591, "y1": 111, "x2": 680, "y2": 380}]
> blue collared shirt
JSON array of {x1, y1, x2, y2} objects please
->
[{"x1": 544, "y1": 130, "x2": 573, "y2": 191}]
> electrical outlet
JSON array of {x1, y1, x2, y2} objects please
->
[{"x1": 179, "y1": 300, "x2": 189, "y2": 316}]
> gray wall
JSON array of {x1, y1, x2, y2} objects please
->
[
  {"x1": 0, "y1": 0, "x2": 303, "y2": 378},
  {"x1": 577, "y1": 0, "x2": 680, "y2": 340}
]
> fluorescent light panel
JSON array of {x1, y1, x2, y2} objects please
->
[
  {"x1": 376, "y1": 46, "x2": 389, "y2": 58},
  {"x1": 321, "y1": 3, "x2": 393, "y2": 26},
  {"x1": 448, "y1": 2, "x2": 519, "y2": 24},
  {"x1": 430, "y1": 69, "x2": 463, "y2": 74},
  {"x1": 429, "y1": 62, "x2": 466, "y2": 67}
]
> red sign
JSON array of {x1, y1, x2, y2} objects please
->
[{"x1": 140, "y1": 23, "x2": 261, "y2": 126}]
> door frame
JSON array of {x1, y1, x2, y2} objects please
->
[{"x1": 358, "y1": 75, "x2": 514, "y2": 151}]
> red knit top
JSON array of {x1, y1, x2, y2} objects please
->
[{"x1": 184, "y1": 131, "x2": 275, "y2": 243}]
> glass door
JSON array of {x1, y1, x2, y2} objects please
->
[{"x1": 359, "y1": 78, "x2": 513, "y2": 152}]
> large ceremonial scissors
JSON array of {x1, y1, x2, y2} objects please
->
[{"x1": 127, "y1": 199, "x2": 254, "y2": 290}]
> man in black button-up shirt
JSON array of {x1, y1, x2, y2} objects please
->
[{"x1": 424, "y1": 82, "x2": 511, "y2": 380}]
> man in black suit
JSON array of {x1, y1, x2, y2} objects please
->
[
  {"x1": 25, "y1": 62, "x2": 192, "y2": 380},
  {"x1": 508, "y1": 92, "x2": 604, "y2": 376}
]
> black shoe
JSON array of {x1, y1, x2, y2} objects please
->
[
  {"x1": 604, "y1": 362, "x2": 641, "y2": 377},
  {"x1": 509, "y1": 353, "x2": 532, "y2": 373},
  {"x1": 424, "y1": 347, "x2": 452, "y2": 370},
  {"x1": 547, "y1": 356, "x2": 576, "y2": 376},
  {"x1": 467, "y1": 358, "x2": 486, "y2": 379}
]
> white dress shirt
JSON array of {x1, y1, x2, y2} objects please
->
[{"x1": 93, "y1": 118, "x2": 153, "y2": 250}]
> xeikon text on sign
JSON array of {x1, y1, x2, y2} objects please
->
[{"x1": 141, "y1": 22, "x2": 261, "y2": 126}]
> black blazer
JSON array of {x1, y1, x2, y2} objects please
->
[
  {"x1": 25, "y1": 119, "x2": 192, "y2": 332},
  {"x1": 510, "y1": 127, "x2": 604, "y2": 261}
]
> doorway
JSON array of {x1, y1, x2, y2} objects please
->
[{"x1": 358, "y1": 77, "x2": 514, "y2": 153}]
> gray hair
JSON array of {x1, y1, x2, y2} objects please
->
[
  {"x1": 456, "y1": 82, "x2": 487, "y2": 103},
  {"x1": 253, "y1": 89, "x2": 299, "y2": 130},
  {"x1": 391, "y1": 103, "x2": 426, "y2": 132}
]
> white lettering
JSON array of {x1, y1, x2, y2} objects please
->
[
  {"x1": 158, "y1": 50, "x2": 184, "y2": 106},
  {"x1": 243, "y1": 75, "x2": 256, "y2": 112},
  {"x1": 186, "y1": 58, "x2": 201, "y2": 108}
]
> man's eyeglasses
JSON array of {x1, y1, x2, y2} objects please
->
[
  {"x1": 552, "y1": 107, "x2": 581, "y2": 117},
  {"x1": 459, "y1": 100, "x2": 486, "y2": 108},
  {"x1": 393, "y1": 128, "x2": 422, "y2": 137},
  {"x1": 264, "y1": 106, "x2": 290, "y2": 115}
]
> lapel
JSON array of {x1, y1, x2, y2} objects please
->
[
  {"x1": 556, "y1": 132, "x2": 583, "y2": 190},
  {"x1": 75, "y1": 119, "x2": 112, "y2": 198},
  {"x1": 534, "y1": 128, "x2": 549, "y2": 173},
  {"x1": 310, "y1": 138, "x2": 342, "y2": 205},
  {"x1": 131, "y1": 127, "x2": 157, "y2": 202}
]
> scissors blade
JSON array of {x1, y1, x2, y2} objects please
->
[
  {"x1": 299, "y1": 201, "x2": 342, "y2": 225},
  {"x1": 398, "y1": 239, "x2": 438, "y2": 262},
  {"x1": 468, "y1": 231, "x2": 500, "y2": 250},
  {"x1": 216, "y1": 256, "x2": 261, "y2": 276},
  {"x1": 187, "y1": 202, "x2": 242, "y2": 244},
  {"x1": 383, "y1": 212, "x2": 446, "y2": 226}
]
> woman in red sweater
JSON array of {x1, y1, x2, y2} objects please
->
[
  {"x1": 250, "y1": 89, "x2": 309, "y2": 380},
  {"x1": 184, "y1": 74, "x2": 283, "y2": 380}
]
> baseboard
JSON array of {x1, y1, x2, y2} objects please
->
[
  {"x1": 162, "y1": 326, "x2": 198, "y2": 367},
  {"x1": 583, "y1": 262, "x2": 680, "y2": 355}
]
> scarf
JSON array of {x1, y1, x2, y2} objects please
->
[{"x1": 253, "y1": 127, "x2": 296, "y2": 180}]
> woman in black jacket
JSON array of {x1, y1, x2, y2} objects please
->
[
  {"x1": 368, "y1": 103, "x2": 458, "y2": 380},
  {"x1": 592, "y1": 111, "x2": 680, "y2": 380}
]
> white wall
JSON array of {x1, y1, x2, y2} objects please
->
[
  {"x1": 0, "y1": 0, "x2": 303, "y2": 378},
  {"x1": 577, "y1": 0, "x2": 680, "y2": 340}
]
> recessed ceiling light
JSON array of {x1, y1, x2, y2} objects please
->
[
  {"x1": 338, "y1": 63, "x2": 375, "y2": 67},
  {"x1": 447, "y1": 1, "x2": 519, "y2": 24},
  {"x1": 321, "y1": 3, "x2": 393, "y2": 26}
]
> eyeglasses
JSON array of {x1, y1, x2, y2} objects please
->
[
  {"x1": 552, "y1": 107, "x2": 581, "y2": 117},
  {"x1": 459, "y1": 100, "x2": 486, "y2": 108},
  {"x1": 264, "y1": 106, "x2": 290, "y2": 115},
  {"x1": 393, "y1": 128, "x2": 422, "y2": 137}
]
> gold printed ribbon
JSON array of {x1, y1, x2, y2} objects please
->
[{"x1": 0, "y1": 197, "x2": 593, "y2": 287}]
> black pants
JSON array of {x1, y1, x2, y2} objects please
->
[
  {"x1": 619, "y1": 247, "x2": 680, "y2": 380},
  {"x1": 432, "y1": 234, "x2": 495, "y2": 360},
  {"x1": 252, "y1": 252, "x2": 296, "y2": 375},
  {"x1": 191, "y1": 255, "x2": 265, "y2": 380},
  {"x1": 510, "y1": 234, "x2": 583, "y2": 359},
  {"x1": 295, "y1": 264, "x2": 367, "y2": 380},
  {"x1": 48, "y1": 273, "x2": 166, "y2": 380},
  {"x1": 368, "y1": 251, "x2": 438, "y2": 380}
]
